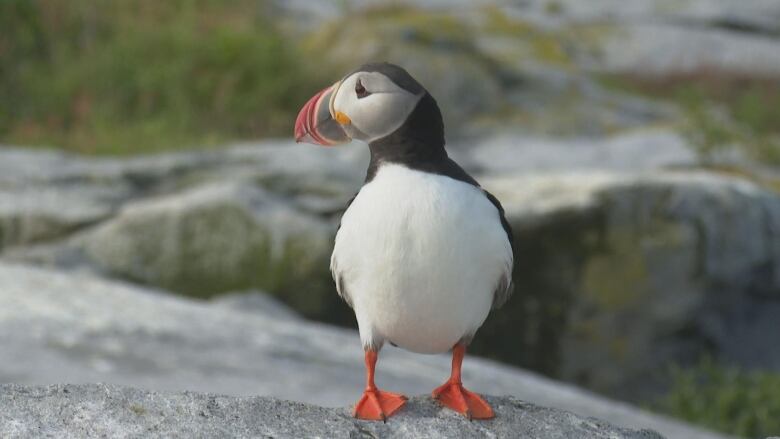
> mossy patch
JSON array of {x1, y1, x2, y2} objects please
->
[
  {"x1": 302, "y1": 5, "x2": 475, "y2": 62},
  {"x1": 83, "y1": 196, "x2": 345, "y2": 324},
  {"x1": 531, "y1": 38, "x2": 569, "y2": 66},
  {"x1": 581, "y1": 218, "x2": 693, "y2": 310},
  {"x1": 360, "y1": 4, "x2": 472, "y2": 45},
  {"x1": 469, "y1": 207, "x2": 606, "y2": 376},
  {"x1": 481, "y1": 6, "x2": 538, "y2": 36},
  {"x1": 652, "y1": 358, "x2": 780, "y2": 438},
  {"x1": 480, "y1": 6, "x2": 572, "y2": 67},
  {"x1": 693, "y1": 164, "x2": 780, "y2": 196},
  {"x1": 545, "y1": 1, "x2": 565, "y2": 15},
  {"x1": 553, "y1": 186, "x2": 707, "y2": 399},
  {"x1": 582, "y1": 229, "x2": 648, "y2": 309},
  {"x1": 600, "y1": 73, "x2": 780, "y2": 166},
  {"x1": 0, "y1": 215, "x2": 100, "y2": 251}
]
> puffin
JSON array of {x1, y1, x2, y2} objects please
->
[{"x1": 294, "y1": 62, "x2": 514, "y2": 421}]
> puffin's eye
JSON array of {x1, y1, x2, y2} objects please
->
[{"x1": 355, "y1": 79, "x2": 370, "y2": 99}]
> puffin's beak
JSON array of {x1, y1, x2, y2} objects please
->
[{"x1": 294, "y1": 82, "x2": 351, "y2": 146}]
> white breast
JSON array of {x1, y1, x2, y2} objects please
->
[{"x1": 331, "y1": 164, "x2": 513, "y2": 354}]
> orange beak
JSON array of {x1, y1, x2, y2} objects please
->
[{"x1": 294, "y1": 82, "x2": 350, "y2": 146}]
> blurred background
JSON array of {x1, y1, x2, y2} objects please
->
[{"x1": 1, "y1": 0, "x2": 779, "y2": 437}]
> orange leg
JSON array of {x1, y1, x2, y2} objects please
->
[
  {"x1": 432, "y1": 343, "x2": 495, "y2": 420},
  {"x1": 353, "y1": 350, "x2": 407, "y2": 421}
]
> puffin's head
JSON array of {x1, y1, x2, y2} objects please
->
[{"x1": 294, "y1": 62, "x2": 429, "y2": 145}]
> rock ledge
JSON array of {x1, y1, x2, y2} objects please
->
[{"x1": 0, "y1": 384, "x2": 663, "y2": 439}]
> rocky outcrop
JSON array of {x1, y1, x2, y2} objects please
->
[
  {"x1": 3, "y1": 1, "x2": 777, "y2": 436},
  {"x1": 2, "y1": 141, "x2": 780, "y2": 406},
  {"x1": 280, "y1": 0, "x2": 780, "y2": 143},
  {"x1": 0, "y1": 384, "x2": 665, "y2": 439},
  {"x1": 3, "y1": 0, "x2": 779, "y2": 394},
  {"x1": 517, "y1": 0, "x2": 780, "y2": 77},
  {"x1": 80, "y1": 182, "x2": 333, "y2": 303},
  {"x1": 517, "y1": 0, "x2": 780, "y2": 34},
  {"x1": 456, "y1": 130, "x2": 695, "y2": 174},
  {"x1": 211, "y1": 289, "x2": 303, "y2": 320},
  {"x1": 593, "y1": 24, "x2": 780, "y2": 77},
  {"x1": 293, "y1": 5, "x2": 680, "y2": 138},
  {"x1": 280, "y1": 0, "x2": 780, "y2": 34},
  {"x1": 479, "y1": 171, "x2": 780, "y2": 401},
  {"x1": 0, "y1": 263, "x2": 723, "y2": 439},
  {"x1": 0, "y1": 149, "x2": 130, "y2": 249},
  {"x1": 0, "y1": 144, "x2": 362, "y2": 318}
]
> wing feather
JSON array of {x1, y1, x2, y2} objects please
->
[
  {"x1": 330, "y1": 193, "x2": 358, "y2": 308},
  {"x1": 483, "y1": 189, "x2": 515, "y2": 310}
]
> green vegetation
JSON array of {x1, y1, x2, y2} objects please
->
[
  {"x1": 602, "y1": 74, "x2": 780, "y2": 166},
  {"x1": 0, "y1": 0, "x2": 320, "y2": 155},
  {"x1": 653, "y1": 358, "x2": 780, "y2": 438},
  {"x1": 303, "y1": 4, "x2": 482, "y2": 67},
  {"x1": 482, "y1": 6, "x2": 571, "y2": 67}
]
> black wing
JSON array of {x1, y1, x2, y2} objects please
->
[
  {"x1": 331, "y1": 192, "x2": 358, "y2": 308},
  {"x1": 482, "y1": 189, "x2": 515, "y2": 309}
]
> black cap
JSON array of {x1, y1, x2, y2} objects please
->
[{"x1": 352, "y1": 62, "x2": 425, "y2": 95}]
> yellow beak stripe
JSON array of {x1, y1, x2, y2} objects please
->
[{"x1": 334, "y1": 111, "x2": 351, "y2": 125}]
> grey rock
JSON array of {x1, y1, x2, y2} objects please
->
[
  {"x1": 279, "y1": 0, "x2": 780, "y2": 35},
  {"x1": 0, "y1": 147, "x2": 96, "y2": 186},
  {"x1": 458, "y1": 130, "x2": 695, "y2": 175},
  {"x1": 277, "y1": 0, "x2": 501, "y2": 26},
  {"x1": 275, "y1": 0, "x2": 780, "y2": 145},
  {"x1": 0, "y1": 142, "x2": 365, "y2": 214},
  {"x1": 278, "y1": 0, "x2": 780, "y2": 79},
  {"x1": 3, "y1": 141, "x2": 779, "y2": 408},
  {"x1": 0, "y1": 143, "x2": 358, "y2": 256},
  {"x1": 0, "y1": 148, "x2": 133, "y2": 249},
  {"x1": 481, "y1": 170, "x2": 780, "y2": 401},
  {"x1": 0, "y1": 384, "x2": 664, "y2": 439},
  {"x1": 0, "y1": 185, "x2": 118, "y2": 249},
  {"x1": 472, "y1": 62, "x2": 678, "y2": 137},
  {"x1": 510, "y1": 0, "x2": 780, "y2": 35},
  {"x1": 0, "y1": 143, "x2": 365, "y2": 311},
  {"x1": 217, "y1": 143, "x2": 365, "y2": 216},
  {"x1": 0, "y1": 141, "x2": 360, "y2": 290},
  {"x1": 592, "y1": 24, "x2": 780, "y2": 77},
  {"x1": 0, "y1": 263, "x2": 724, "y2": 439},
  {"x1": 77, "y1": 181, "x2": 335, "y2": 303},
  {"x1": 292, "y1": 6, "x2": 680, "y2": 139},
  {"x1": 211, "y1": 290, "x2": 301, "y2": 320}
]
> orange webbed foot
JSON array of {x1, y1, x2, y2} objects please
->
[
  {"x1": 353, "y1": 389, "x2": 408, "y2": 421},
  {"x1": 432, "y1": 380, "x2": 494, "y2": 420}
]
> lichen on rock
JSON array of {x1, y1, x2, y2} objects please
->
[{"x1": 0, "y1": 384, "x2": 666, "y2": 439}]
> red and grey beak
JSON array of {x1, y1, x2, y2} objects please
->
[{"x1": 294, "y1": 82, "x2": 351, "y2": 146}]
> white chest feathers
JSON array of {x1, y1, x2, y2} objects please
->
[{"x1": 331, "y1": 163, "x2": 513, "y2": 354}]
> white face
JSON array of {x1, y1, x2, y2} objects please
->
[{"x1": 330, "y1": 71, "x2": 423, "y2": 143}]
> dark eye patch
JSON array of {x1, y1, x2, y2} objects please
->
[{"x1": 355, "y1": 79, "x2": 370, "y2": 99}]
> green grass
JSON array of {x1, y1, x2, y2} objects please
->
[
  {"x1": 653, "y1": 358, "x2": 780, "y2": 438},
  {"x1": 0, "y1": 0, "x2": 320, "y2": 155},
  {"x1": 601, "y1": 73, "x2": 780, "y2": 166}
]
